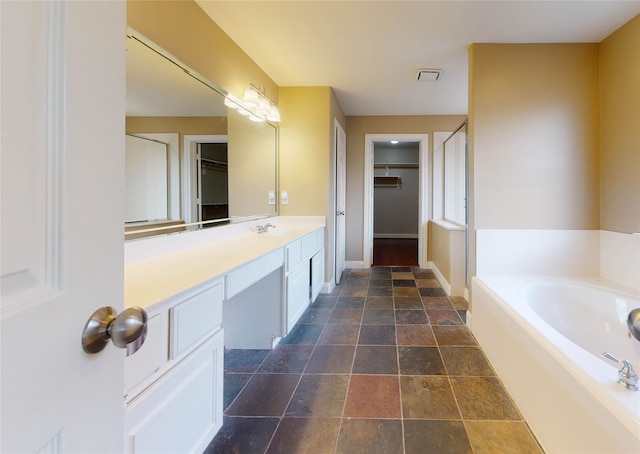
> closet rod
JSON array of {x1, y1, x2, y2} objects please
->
[{"x1": 373, "y1": 163, "x2": 418, "y2": 169}]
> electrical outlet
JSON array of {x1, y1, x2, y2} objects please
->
[
  {"x1": 281, "y1": 191, "x2": 289, "y2": 205},
  {"x1": 268, "y1": 191, "x2": 275, "y2": 205}
]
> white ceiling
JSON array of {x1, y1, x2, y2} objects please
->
[{"x1": 196, "y1": 1, "x2": 639, "y2": 116}]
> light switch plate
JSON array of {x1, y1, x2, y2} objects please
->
[
  {"x1": 268, "y1": 191, "x2": 275, "y2": 205},
  {"x1": 281, "y1": 191, "x2": 289, "y2": 205}
]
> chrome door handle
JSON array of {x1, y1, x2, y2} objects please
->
[
  {"x1": 82, "y1": 306, "x2": 148, "y2": 355},
  {"x1": 337, "y1": 211, "x2": 345, "y2": 216}
]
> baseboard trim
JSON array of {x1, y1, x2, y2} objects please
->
[
  {"x1": 345, "y1": 261, "x2": 368, "y2": 269},
  {"x1": 428, "y1": 261, "x2": 452, "y2": 296},
  {"x1": 321, "y1": 279, "x2": 335, "y2": 295}
]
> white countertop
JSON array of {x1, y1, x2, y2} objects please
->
[{"x1": 124, "y1": 217, "x2": 324, "y2": 309}]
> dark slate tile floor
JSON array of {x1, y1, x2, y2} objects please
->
[{"x1": 205, "y1": 267, "x2": 544, "y2": 454}]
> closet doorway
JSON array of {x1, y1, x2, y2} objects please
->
[{"x1": 364, "y1": 134, "x2": 429, "y2": 268}]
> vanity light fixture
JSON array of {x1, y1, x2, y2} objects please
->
[
  {"x1": 239, "y1": 84, "x2": 281, "y2": 122},
  {"x1": 266, "y1": 105, "x2": 281, "y2": 122},
  {"x1": 242, "y1": 87, "x2": 260, "y2": 109},
  {"x1": 224, "y1": 96, "x2": 240, "y2": 109}
]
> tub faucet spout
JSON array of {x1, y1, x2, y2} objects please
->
[
  {"x1": 602, "y1": 352, "x2": 638, "y2": 391},
  {"x1": 627, "y1": 308, "x2": 640, "y2": 342}
]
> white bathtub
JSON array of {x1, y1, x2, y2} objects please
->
[{"x1": 471, "y1": 275, "x2": 640, "y2": 454}]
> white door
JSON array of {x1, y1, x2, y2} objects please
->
[
  {"x1": 335, "y1": 120, "x2": 347, "y2": 284},
  {"x1": 1, "y1": 2, "x2": 126, "y2": 452}
]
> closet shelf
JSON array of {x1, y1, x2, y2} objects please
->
[{"x1": 374, "y1": 163, "x2": 418, "y2": 169}]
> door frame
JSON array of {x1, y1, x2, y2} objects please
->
[
  {"x1": 363, "y1": 134, "x2": 429, "y2": 267},
  {"x1": 182, "y1": 134, "x2": 227, "y2": 224}
]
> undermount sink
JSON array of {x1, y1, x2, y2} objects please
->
[{"x1": 260, "y1": 229, "x2": 291, "y2": 237}]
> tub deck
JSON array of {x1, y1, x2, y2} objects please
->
[{"x1": 471, "y1": 275, "x2": 640, "y2": 454}]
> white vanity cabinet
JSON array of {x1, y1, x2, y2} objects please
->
[
  {"x1": 123, "y1": 219, "x2": 326, "y2": 450},
  {"x1": 124, "y1": 279, "x2": 224, "y2": 454},
  {"x1": 285, "y1": 229, "x2": 324, "y2": 334}
]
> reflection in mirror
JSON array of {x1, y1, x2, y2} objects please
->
[
  {"x1": 124, "y1": 30, "x2": 278, "y2": 240},
  {"x1": 125, "y1": 134, "x2": 168, "y2": 223}
]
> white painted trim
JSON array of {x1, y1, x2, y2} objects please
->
[
  {"x1": 364, "y1": 134, "x2": 429, "y2": 268},
  {"x1": 182, "y1": 135, "x2": 227, "y2": 224},
  {"x1": 433, "y1": 132, "x2": 451, "y2": 221},
  {"x1": 345, "y1": 260, "x2": 367, "y2": 269},
  {"x1": 428, "y1": 260, "x2": 453, "y2": 295},
  {"x1": 321, "y1": 280, "x2": 335, "y2": 295}
]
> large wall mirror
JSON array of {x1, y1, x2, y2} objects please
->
[{"x1": 124, "y1": 30, "x2": 278, "y2": 240}]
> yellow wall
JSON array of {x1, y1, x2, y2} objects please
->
[
  {"x1": 227, "y1": 110, "x2": 278, "y2": 218},
  {"x1": 345, "y1": 115, "x2": 466, "y2": 261},
  {"x1": 278, "y1": 87, "x2": 346, "y2": 282},
  {"x1": 127, "y1": 0, "x2": 277, "y2": 104},
  {"x1": 599, "y1": 15, "x2": 640, "y2": 234},
  {"x1": 429, "y1": 222, "x2": 452, "y2": 282},
  {"x1": 126, "y1": 116, "x2": 226, "y2": 136},
  {"x1": 278, "y1": 87, "x2": 332, "y2": 216},
  {"x1": 469, "y1": 43, "x2": 600, "y2": 230}
]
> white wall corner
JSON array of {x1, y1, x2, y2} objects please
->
[{"x1": 600, "y1": 230, "x2": 640, "y2": 292}]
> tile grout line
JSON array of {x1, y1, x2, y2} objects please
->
[
  {"x1": 394, "y1": 268, "x2": 407, "y2": 454},
  {"x1": 332, "y1": 279, "x2": 352, "y2": 454}
]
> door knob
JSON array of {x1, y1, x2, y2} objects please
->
[
  {"x1": 82, "y1": 306, "x2": 148, "y2": 355},
  {"x1": 337, "y1": 211, "x2": 345, "y2": 216}
]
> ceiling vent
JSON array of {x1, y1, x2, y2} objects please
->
[{"x1": 416, "y1": 69, "x2": 441, "y2": 82}]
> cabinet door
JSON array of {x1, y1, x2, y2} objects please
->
[
  {"x1": 311, "y1": 249, "x2": 324, "y2": 302},
  {"x1": 286, "y1": 263, "x2": 310, "y2": 334},
  {"x1": 126, "y1": 330, "x2": 224, "y2": 454},
  {"x1": 170, "y1": 279, "x2": 223, "y2": 359}
]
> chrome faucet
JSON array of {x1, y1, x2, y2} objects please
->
[
  {"x1": 603, "y1": 352, "x2": 639, "y2": 391},
  {"x1": 627, "y1": 308, "x2": 640, "y2": 342},
  {"x1": 256, "y1": 223, "x2": 276, "y2": 234}
]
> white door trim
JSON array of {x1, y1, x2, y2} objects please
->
[
  {"x1": 182, "y1": 134, "x2": 227, "y2": 224},
  {"x1": 363, "y1": 134, "x2": 429, "y2": 268}
]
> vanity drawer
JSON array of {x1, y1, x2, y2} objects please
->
[
  {"x1": 226, "y1": 248, "x2": 283, "y2": 299},
  {"x1": 286, "y1": 230, "x2": 322, "y2": 272},
  {"x1": 170, "y1": 279, "x2": 223, "y2": 360},
  {"x1": 124, "y1": 310, "x2": 168, "y2": 401},
  {"x1": 302, "y1": 229, "x2": 322, "y2": 257}
]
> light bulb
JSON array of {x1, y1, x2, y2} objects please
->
[
  {"x1": 267, "y1": 105, "x2": 281, "y2": 122},
  {"x1": 257, "y1": 97, "x2": 271, "y2": 117},
  {"x1": 224, "y1": 97, "x2": 239, "y2": 109},
  {"x1": 242, "y1": 87, "x2": 260, "y2": 109}
]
